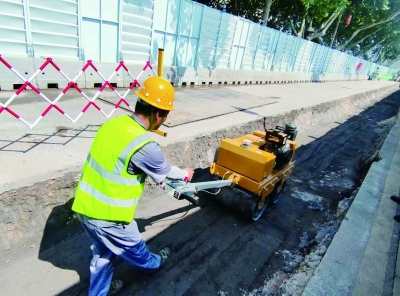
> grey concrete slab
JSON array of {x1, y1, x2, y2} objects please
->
[
  {"x1": 163, "y1": 87, "x2": 278, "y2": 127},
  {"x1": 303, "y1": 112, "x2": 400, "y2": 296}
]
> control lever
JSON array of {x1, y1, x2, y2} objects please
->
[{"x1": 161, "y1": 179, "x2": 233, "y2": 205}]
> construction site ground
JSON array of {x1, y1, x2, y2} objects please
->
[{"x1": 1, "y1": 80, "x2": 400, "y2": 295}]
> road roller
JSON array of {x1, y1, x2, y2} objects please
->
[{"x1": 163, "y1": 123, "x2": 298, "y2": 221}]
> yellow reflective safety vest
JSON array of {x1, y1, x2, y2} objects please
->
[{"x1": 72, "y1": 115, "x2": 153, "y2": 223}]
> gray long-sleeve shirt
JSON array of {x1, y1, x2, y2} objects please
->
[{"x1": 128, "y1": 114, "x2": 187, "y2": 183}]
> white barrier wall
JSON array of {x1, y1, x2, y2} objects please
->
[{"x1": 0, "y1": 0, "x2": 396, "y2": 91}]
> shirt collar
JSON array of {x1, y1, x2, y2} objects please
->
[{"x1": 130, "y1": 113, "x2": 147, "y2": 130}]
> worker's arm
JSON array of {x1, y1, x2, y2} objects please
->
[{"x1": 129, "y1": 142, "x2": 193, "y2": 184}]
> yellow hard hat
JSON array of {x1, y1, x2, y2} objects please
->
[{"x1": 135, "y1": 76, "x2": 175, "y2": 111}]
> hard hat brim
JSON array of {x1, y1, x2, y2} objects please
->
[{"x1": 135, "y1": 91, "x2": 174, "y2": 111}]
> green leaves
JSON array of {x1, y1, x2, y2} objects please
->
[{"x1": 193, "y1": 0, "x2": 400, "y2": 63}]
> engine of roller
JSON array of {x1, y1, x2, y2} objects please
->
[{"x1": 209, "y1": 123, "x2": 298, "y2": 221}]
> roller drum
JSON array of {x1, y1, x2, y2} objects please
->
[{"x1": 214, "y1": 186, "x2": 266, "y2": 222}]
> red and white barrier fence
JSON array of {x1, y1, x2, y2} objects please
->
[{"x1": 0, "y1": 55, "x2": 158, "y2": 128}]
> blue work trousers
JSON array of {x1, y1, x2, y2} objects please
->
[{"x1": 77, "y1": 213, "x2": 162, "y2": 296}]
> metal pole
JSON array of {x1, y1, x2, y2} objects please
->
[{"x1": 158, "y1": 48, "x2": 164, "y2": 76}]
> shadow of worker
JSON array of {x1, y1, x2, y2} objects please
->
[
  {"x1": 37, "y1": 168, "x2": 208, "y2": 295},
  {"x1": 38, "y1": 198, "x2": 92, "y2": 295}
]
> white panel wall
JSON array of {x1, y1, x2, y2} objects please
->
[
  {"x1": 0, "y1": 0, "x2": 395, "y2": 77},
  {"x1": 28, "y1": 0, "x2": 79, "y2": 58},
  {"x1": 101, "y1": 22, "x2": 118, "y2": 62},
  {"x1": 0, "y1": 0, "x2": 28, "y2": 56},
  {"x1": 197, "y1": 6, "x2": 220, "y2": 67},
  {"x1": 152, "y1": 0, "x2": 204, "y2": 67},
  {"x1": 320, "y1": 48, "x2": 333, "y2": 74},
  {"x1": 242, "y1": 22, "x2": 260, "y2": 70},
  {"x1": 174, "y1": 0, "x2": 202, "y2": 67},
  {"x1": 308, "y1": 44, "x2": 325, "y2": 73},
  {"x1": 122, "y1": 0, "x2": 153, "y2": 63},
  {"x1": 81, "y1": 0, "x2": 100, "y2": 19},
  {"x1": 214, "y1": 13, "x2": 236, "y2": 68},
  {"x1": 81, "y1": 0, "x2": 119, "y2": 62},
  {"x1": 81, "y1": 18, "x2": 100, "y2": 61},
  {"x1": 333, "y1": 52, "x2": 347, "y2": 74},
  {"x1": 231, "y1": 19, "x2": 250, "y2": 70},
  {"x1": 102, "y1": 0, "x2": 119, "y2": 22},
  {"x1": 256, "y1": 27, "x2": 276, "y2": 71},
  {"x1": 273, "y1": 34, "x2": 297, "y2": 72},
  {"x1": 294, "y1": 40, "x2": 313, "y2": 72}
]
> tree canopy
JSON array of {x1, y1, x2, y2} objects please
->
[{"x1": 193, "y1": 0, "x2": 400, "y2": 65}]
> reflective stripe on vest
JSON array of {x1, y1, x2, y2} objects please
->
[
  {"x1": 114, "y1": 133, "x2": 152, "y2": 174},
  {"x1": 79, "y1": 181, "x2": 140, "y2": 207},
  {"x1": 72, "y1": 116, "x2": 153, "y2": 223},
  {"x1": 86, "y1": 154, "x2": 147, "y2": 186}
]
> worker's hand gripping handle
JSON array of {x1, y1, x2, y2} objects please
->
[{"x1": 162, "y1": 179, "x2": 233, "y2": 205}]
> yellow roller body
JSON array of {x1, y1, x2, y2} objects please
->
[
  {"x1": 209, "y1": 130, "x2": 298, "y2": 220},
  {"x1": 217, "y1": 135, "x2": 276, "y2": 182}
]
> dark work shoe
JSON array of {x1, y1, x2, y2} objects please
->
[
  {"x1": 394, "y1": 215, "x2": 400, "y2": 223},
  {"x1": 391, "y1": 195, "x2": 400, "y2": 205},
  {"x1": 108, "y1": 279, "x2": 123, "y2": 296},
  {"x1": 158, "y1": 247, "x2": 170, "y2": 265}
]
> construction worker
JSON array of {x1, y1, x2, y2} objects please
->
[{"x1": 72, "y1": 76, "x2": 194, "y2": 296}]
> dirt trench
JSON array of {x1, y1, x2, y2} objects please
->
[{"x1": 0, "y1": 85, "x2": 399, "y2": 295}]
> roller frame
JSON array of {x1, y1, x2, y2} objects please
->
[{"x1": 162, "y1": 179, "x2": 233, "y2": 204}]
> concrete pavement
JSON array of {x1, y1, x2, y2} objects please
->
[{"x1": 1, "y1": 80, "x2": 400, "y2": 295}]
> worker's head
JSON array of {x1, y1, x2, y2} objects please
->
[{"x1": 135, "y1": 76, "x2": 174, "y2": 131}]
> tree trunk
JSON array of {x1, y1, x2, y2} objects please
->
[
  {"x1": 262, "y1": 0, "x2": 274, "y2": 25},
  {"x1": 337, "y1": 10, "x2": 400, "y2": 50},
  {"x1": 298, "y1": 16, "x2": 306, "y2": 38},
  {"x1": 290, "y1": 20, "x2": 299, "y2": 36},
  {"x1": 330, "y1": 12, "x2": 342, "y2": 47},
  {"x1": 345, "y1": 26, "x2": 385, "y2": 51},
  {"x1": 307, "y1": 8, "x2": 343, "y2": 41}
]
